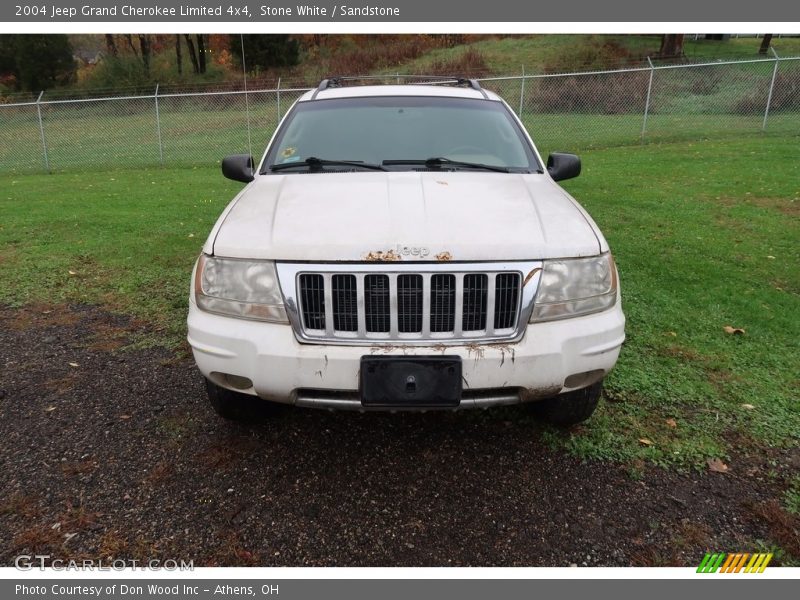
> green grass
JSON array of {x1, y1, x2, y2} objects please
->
[
  {"x1": 551, "y1": 134, "x2": 800, "y2": 468},
  {"x1": 0, "y1": 168, "x2": 242, "y2": 346},
  {"x1": 1, "y1": 134, "x2": 798, "y2": 469}
]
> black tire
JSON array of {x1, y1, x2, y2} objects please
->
[
  {"x1": 205, "y1": 378, "x2": 281, "y2": 421},
  {"x1": 528, "y1": 381, "x2": 603, "y2": 426}
]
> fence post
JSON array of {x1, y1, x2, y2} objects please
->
[
  {"x1": 35, "y1": 91, "x2": 50, "y2": 173},
  {"x1": 239, "y1": 33, "x2": 253, "y2": 160},
  {"x1": 641, "y1": 56, "x2": 654, "y2": 142},
  {"x1": 518, "y1": 65, "x2": 525, "y2": 117},
  {"x1": 276, "y1": 77, "x2": 281, "y2": 127},
  {"x1": 154, "y1": 84, "x2": 164, "y2": 166},
  {"x1": 762, "y1": 47, "x2": 780, "y2": 131}
]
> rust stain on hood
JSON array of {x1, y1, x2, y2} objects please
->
[{"x1": 364, "y1": 249, "x2": 402, "y2": 262}]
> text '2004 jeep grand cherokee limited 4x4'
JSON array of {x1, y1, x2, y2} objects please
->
[{"x1": 188, "y1": 77, "x2": 625, "y2": 424}]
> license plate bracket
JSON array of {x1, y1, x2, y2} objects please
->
[{"x1": 360, "y1": 356, "x2": 462, "y2": 407}]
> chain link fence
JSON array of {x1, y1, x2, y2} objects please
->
[{"x1": 1, "y1": 56, "x2": 799, "y2": 174}]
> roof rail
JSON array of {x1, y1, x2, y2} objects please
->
[{"x1": 309, "y1": 75, "x2": 488, "y2": 100}]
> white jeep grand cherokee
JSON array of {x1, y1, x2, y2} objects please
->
[{"x1": 188, "y1": 77, "x2": 625, "y2": 424}]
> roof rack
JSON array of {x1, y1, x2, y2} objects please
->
[{"x1": 309, "y1": 75, "x2": 488, "y2": 100}]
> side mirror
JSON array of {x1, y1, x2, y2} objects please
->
[
  {"x1": 547, "y1": 153, "x2": 581, "y2": 182},
  {"x1": 222, "y1": 154, "x2": 255, "y2": 183}
]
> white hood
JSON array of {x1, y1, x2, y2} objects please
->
[{"x1": 209, "y1": 172, "x2": 602, "y2": 261}]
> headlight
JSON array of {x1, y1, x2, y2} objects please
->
[
  {"x1": 193, "y1": 254, "x2": 288, "y2": 323},
  {"x1": 530, "y1": 253, "x2": 618, "y2": 322}
]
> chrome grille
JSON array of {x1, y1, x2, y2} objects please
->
[
  {"x1": 281, "y1": 262, "x2": 541, "y2": 345},
  {"x1": 299, "y1": 274, "x2": 325, "y2": 330},
  {"x1": 397, "y1": 274, "x2": 423, "y2": 333},
  {"x1": 332, "y1": 274, "x2": 357, "y2": 332},
  {"x1": 430, "y1": 274, "x2": 456, "y2": 333},
  {"x1": 462, "y1": 274, "x2": 488, "y2": 331},
  {"x1": 494, "y1": 273, "x2": 520, "y2": 330},
  {"x1": 364, "y1": 274, "x2": 390, "y2": 333}
]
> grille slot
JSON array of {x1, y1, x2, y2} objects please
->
[
  {"x1": 430, "y1": 274, "x2": 456, "y2": 332},
  {"x1": 299, "y1": 274, "x2": 325, "y2": 330},
  {"x1": 364, "y1": 274, "x2": 390, "y2": 333},
  {"x1": 494, "y1": 273, "x2": 520, "y2": 329},
  {"x1": 294, "y1": 267, "x2": 526, "y2": 343},
  {"x1": 397, "y1": 274, "x2": 423, "y2": 333},
  {"x1": 462, "y1": 274, "x2": 488, "y2": 331},
  {"x1": 332, "y1": 274, "x2": 358, "y2": 332}
]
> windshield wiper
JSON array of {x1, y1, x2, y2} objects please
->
[
  {"x1": 383, "y1": 157, "x2": 512, "y2": 173},
  {"x1": 268, "y1": 157, "x2": 387, "y2": 172}
]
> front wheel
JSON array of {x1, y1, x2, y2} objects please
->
[
  {"x1": 205, "y1": 378, "x2": 282, "y2": 421},
  {"x1": 527, "y1": 381, "x2": 603, "y2": 426}
]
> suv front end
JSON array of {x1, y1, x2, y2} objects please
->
[{"x1": 187, "y1": 78, "x2": 625, "y2": 423}]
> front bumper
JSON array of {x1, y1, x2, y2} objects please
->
[{"x1": 187, "y1": 298, "x2": 625, "y2": 410}]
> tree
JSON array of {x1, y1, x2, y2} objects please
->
[
  {"x1": 230, "y1": 35, "x2": 300, "y2": 71},
  {"x1": 175, "y1": 35, "x2": 183, "y2": 75},
  {"x1": 0, "y1": 35, "x2": 75, "y2": 91},
  {"x1": 138, "y1": 34, "x2": 151, "y2": 76},
  {"x1": 105, "y1": 34, "x2": 118, "y2": 57},
  {"x1": 759, "y1": 34, "x2": 773, "y2": 55},
  {"x1": 182, "y1": 35, "x2": 208, "y2": 74},
  {"x1": 184, "y1": 35, "x2": 199, "y2": 74},
  {"x1": 658, "y1": 34, "x2": 685, "y2": 58},
  {"x1": 197, "y1": 34, "x2": 207, "y2": 74},
  {"x1": 0, "y1": 36, "x2": 15, "y2": 76}
]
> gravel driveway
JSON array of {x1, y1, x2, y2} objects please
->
[{"x1": 1, "y1": 304, "x2": 797, "y2": 567}]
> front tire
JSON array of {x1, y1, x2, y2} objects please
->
[
  {"x1": 528, "y1": 381, "x2": 603, "y2": 426},
  {"x1": 205, "y1": 378, "x2": 279, "y2": 421}
]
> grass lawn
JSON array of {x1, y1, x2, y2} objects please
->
[
  {"x1": 388, "y1": 34, "x2": 800, "y2": 75},
  {"x1": 1, "y1": 134, "x2": 798, "y2": 474}
]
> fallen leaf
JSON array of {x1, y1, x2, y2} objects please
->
[
  {"x1": 68, "y1": 362, "x2": 79, "y2": 368},
  {"x1": 723, "y1": 325, "x2": 745, "y2": 335},
  {"x1": 638, "y1": 438, "x2": 653, "y2": 446},
  {"x1": 665, "y1": 418, "x2": 677, "y2": 428},
  {"x1": 707, "y1": 458, "x2": 729, "y2": 473},
  {"x1": 741, "y1": 403, "x2": 755, "y2": 410}
]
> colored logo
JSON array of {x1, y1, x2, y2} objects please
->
[{"x1": 697, "y1": 552, "x2": 772, "y2": 573}]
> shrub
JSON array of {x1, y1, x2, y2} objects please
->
[
  {"x1": 734, "y1": 71, "x2": 800, "y2": 114},
  {"x1": 425, "y1": 48, "x2": 490, "y2": 77},
  {"x1": 688, "y1": 67, "x2": 723, "y2": 96},
  {"x1": 534, "y1": 71, "x2": 649, "y2": 114}
]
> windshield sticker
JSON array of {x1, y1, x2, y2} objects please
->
[{"x1": 280, "y1": 146, "x2": 298, "y2": 160}]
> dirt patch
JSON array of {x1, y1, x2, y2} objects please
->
[
  {"x1": 658, "y1": 343, "x2": 704, "y2": 363},
  {"x1": 6, "y1": 303, "x2": 82, "y2": 330},
  {"x1": 746, "y1": 500, "x2": 800, "y2": 557},
  {"x1": 714, "y1": 196, "x2": 800, "y2": 217},
  {"x1": 1, "y1": 303, "x2": 797, "y2": 567}
]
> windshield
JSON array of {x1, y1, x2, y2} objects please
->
[{"x1": 261, "y1": 96, "x2": 540, "y2": 174}]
